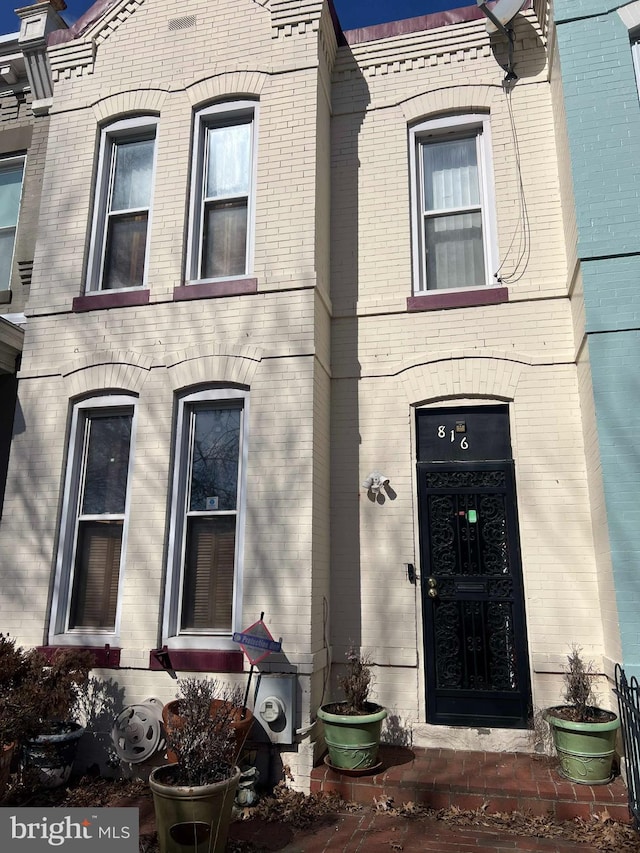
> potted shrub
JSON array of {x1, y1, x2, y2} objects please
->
[
  {"x1": 317, "y1": 646, "x2": 387, "y2": 772},
  {"x1": 150, "y1": 678, "x2": 242, "y2": 853},
  {"x1": 545, "y1": 646, "x2": 620, "y2": 785},
  {"x1": 20, "y1": 647, "x2": 93, "y2": 788},
  {"x1": 162, "y1": 682, "x2": 253, "y2": 763}
]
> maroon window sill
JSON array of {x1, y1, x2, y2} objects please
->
[
  {"x1": 407, "y1": 287, "x2": 509, "y2": 312},
  {"x1": 149, "y1": 647, "x2": 244, "y2": 673},
  {"x1": 173, "y1": 278, "x2": 258, "y2": 301},
  {"x1": 72, "y1": 289, "x2": 150, "y2": 312},
  {"x1": 37, "y1": 645, "x2": 121, "y2": 668}
]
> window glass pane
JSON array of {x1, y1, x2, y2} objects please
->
[
  {"x1": 0, "y1": 164, "x2": 24, "y2": 229},
  {"x1": 69, "y1": 520, "x2": 122, "y2": 629},
  {"x1": 103, "y1": 212, "x2": 148, "y2": 289},
  {"x1": 189, "y1": 406, "x2": 240, "y2": 512},
  {"x1": 425, "y1": 212, "x2": 485, "y2": 290},
  {"x1": 423, "y1": 138, "x2": 479, "y2": 211},
  {"x1": 202, "y1": 200, "x2": 247, "y2": 278},
  {"x1": 205, "y1": 123, "x2": 250, "y2": 199},
  {"x1": 81, "y1": 413, "x2": 132, "y2": 515},
  {"x1": 0, "y1": 228, "x2": 15, "y2": 290},
  {"x1": 111, "y1": 138, "x2": 154, "y2": 212},
  {"x1": 181, "y1": 516, "x2": 235, "y2": 631}
]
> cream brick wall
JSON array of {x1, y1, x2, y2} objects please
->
[
  {"x1": 328, "y1": 7, "x2": 608, "y2": 748},
  {"x1": 0, "y1": 0, "x2": 616, "y2": 778},
  {"x1": 0, "y1": 0, "x2": 337, "y2": 790}
]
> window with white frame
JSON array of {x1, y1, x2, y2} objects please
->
[
  {"x1": 410, "y1": 114, "x2": 497, "y2": 292},
  {"x1": 164, "y1": 388, "x2": 248, "y2": 646},
  {"x1": 86, "y1": 117, "x2": 157, "y2": 291},
  {"x1": 50, "y1": 396, "x2": 136, "y2": 642},
  {"x1": 186, "y1": 102, "x2": 257, "y2": 282},
  {"x1": 0, "y1": 155, "x2": 25, "y2": 292}
]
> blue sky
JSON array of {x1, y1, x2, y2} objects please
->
[{"x1": 0, "y1": 0, "x2": 469, "y2": 38}]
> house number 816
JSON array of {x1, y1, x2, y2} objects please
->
[{"x1": 437, "y1": 425, "x2": 469, "y2": 450}]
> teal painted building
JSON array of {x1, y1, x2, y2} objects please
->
[{"x1": 553, "y1": 0, "x2": 640, "y2": 678}]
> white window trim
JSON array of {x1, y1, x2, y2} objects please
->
[
  {"x1": 49, "y1": 395, "x2": 137, "y2": 646},
  {"x1": 185, "y1": 100, "x2": 258, "y2": 285},
  {"x1": 85, "y1": 116, "x2": 158, "y2": 294},
  {"x1": 162, "y1": 387, "x2": 249, "y2": 651},
  {"x1": 409, "y1": 113, "x2": 498, "y2": 295},
  {"x1": 0, "y1": 154, "x2": 25, "y2": 293},
  {"x1": 632, "y1": 39, "x2": 640, "y2": 91}
]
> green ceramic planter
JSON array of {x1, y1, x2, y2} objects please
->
[
  {"x1": 149, "y1": 764, "x2": 241, "y2": 853},
  {"x1": 317, "y1": 703, "x2": 387, "y2": 771},
  {"x1": 546, "y1": 708, "x2": 619, "y2": 785}
]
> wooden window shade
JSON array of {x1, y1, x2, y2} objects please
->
[
  {"x1": 69, "y1": 520, "x2": 122, "y2": 629},
  {"x1": 181, "y1": 516, "x2": 235, "y2": 632}
]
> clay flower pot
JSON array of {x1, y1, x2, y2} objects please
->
[{"x1": 162, "y1": 700, "x2": 253, "y2": 763}]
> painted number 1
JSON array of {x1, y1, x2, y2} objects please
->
[{"x1": 437, "y1": 425, "x2": 469, "y2": 450}]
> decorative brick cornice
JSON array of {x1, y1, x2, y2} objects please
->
[
  {"x1": 270, "y1": 0, "x2": 324, "y2": 39},
  {"x1": 48, "y1": 0, "x2": 144, "y2": 80},
  {"x1": 335, "y1": 19, "x2": 494, "y2": 82}
]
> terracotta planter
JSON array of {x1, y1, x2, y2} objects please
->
[
  {"x1": 162, "y1": 700, "x2": 253, "y2": 764},
  {"x1": 317, "y1": 702, "x2": 387, "y2": 771},
  {"x1": 149, "y1": 763, "x2": 241, "y2": 853},
  {"x1": 546, "y1": 707, "x2": 619, "y2": 784},
  {"x1": 0, "y1": 742, "x2": 15, "y2": 799}
]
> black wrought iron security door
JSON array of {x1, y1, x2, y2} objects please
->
[
  {"x1": 418, "y1": 462, "x2": 531, "y2": 727},
  {"x1": 416, "y1": 405, "x2": 531, "y2": 728}
]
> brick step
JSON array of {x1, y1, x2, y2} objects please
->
[{"x1": 310, "y1": 745, "x2": 632, "y2": 824}]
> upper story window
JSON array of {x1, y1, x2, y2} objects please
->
[
  {"x1": 50, "y1": 396, "x2": 136, "y2": 644},
  {"x1": 410, "y1": 114, "x2": 497, "y2": 293},
  {"x1": 86, "y1": 117, "x2": 157, "y2": 292},
  {"x1": 186, "y1": 102, "x2": 257, "y2": 283},
  {"x1": 163, "y1": 388, "x2": 248, "y2": 649},
  {"x1": 0, "y1": 155, "x2": 25, "y2": 292}
]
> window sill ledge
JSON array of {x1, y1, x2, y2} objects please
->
[
  {"x1": 173, "y1": 278, "x2": 258, "y2": 301},
  {"x1": 72, "y1": 290, "x2": 150, "y2": 312},
  {"x1": 37, "y1": 645, "x2": 121, "y2": 668},
  {"x1": 407, "y1": 287, "x2": 509, "y2": 312},
  {"x1": 149, "y1": 647, "x2": 244, "y2": 673}
]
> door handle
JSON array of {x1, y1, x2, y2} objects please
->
[{"x1": 427, "y1": 577, "x2": 438, "y2": 598}]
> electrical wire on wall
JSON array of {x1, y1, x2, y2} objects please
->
[
  {"x1": 320, "y1": 595, "x2": 331, "y2": 706},
  {"x1": 493, "y1": 73, "x2": 531, "y2": 285}
]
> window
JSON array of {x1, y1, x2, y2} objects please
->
[
  {"x1": 0, "y1": 156, "x2": 24, "y2": 292},
  {"x1": 410, "y1": 115, "x2": 497, "y2": 292},
  {"x1": 186, "y1": 102, "x2": 257, "y2": 282},
  {"x1": 86, "y1": 117, "x2": 157, "y2": 291},
  {"x1": 164, "y1": 388, "x2": 248, "y2": 648},
  {"x1": 50, "y1": 396, "x2": 136, "y2": 642}
]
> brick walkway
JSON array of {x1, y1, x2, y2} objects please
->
[
  {"x1": 231, "y1": 810, "x2": 604, "y2": 852},
  {"x1": 132, "y1": 746, "x2": 638, "y2": 851}
]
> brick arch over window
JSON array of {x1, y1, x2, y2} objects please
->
[
  {"x1": 166, "y1": 345, "x2": 262, "y2": 391},
  {"x1": 91, "y1": 90, "x2": 168, "y2": 124},
  {"x1": 400, "y1": 353, "x2": 528, "y2": 405},
  {"x1": 186, "y1": 72, "x2": 268, "y2": 109},
  {"x1": 61, "y1": 351, "x2": 152, "y2": 399},
  {"x1": 400, "y1": 84, "x2": 498, "y2": 125}
]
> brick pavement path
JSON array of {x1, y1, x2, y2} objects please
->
[{"x1": 229, "y1": 811, "x2": 606, "y2": 852}]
